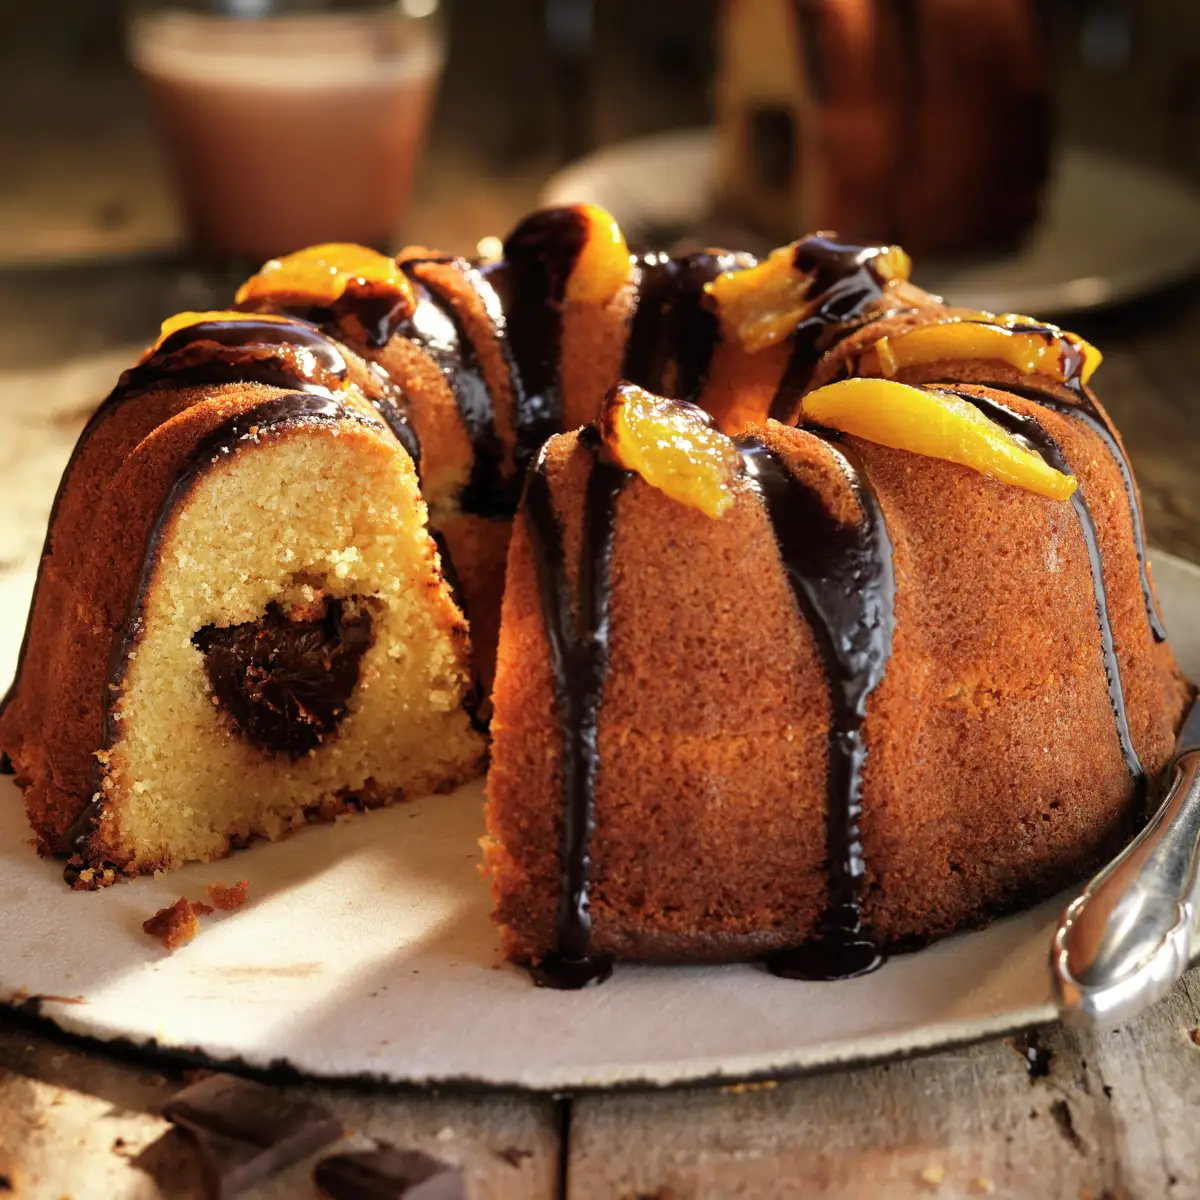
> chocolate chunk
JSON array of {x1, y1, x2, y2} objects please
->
[
  {"x1": 314, "y1": 1148, "x2": 465, "y2": 1200},
  {"x1": 192, "y1": 597, "x2": 372, "y2": 757},
  {"x1": 161, "y1": 1073, "x2": 342, "y2": 1200}
]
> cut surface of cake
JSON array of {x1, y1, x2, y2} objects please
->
[{"x1": 0, "y1": 313, "x2": 484, "y2": 881}]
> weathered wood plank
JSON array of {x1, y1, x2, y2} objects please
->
[
  {"x1": 567, "y1": 972, "x2": 1200, "y2": 1199},
  {"x1": 0, "y1": 1017, "x2": 561, "y2": 1200}
]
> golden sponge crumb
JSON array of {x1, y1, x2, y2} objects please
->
[
  {"x1": 143, "y1": 897, "x2": 211, "y2": 949},
  {"x1": 96, "y1": 420, "x2": 485, "y2": 873}
]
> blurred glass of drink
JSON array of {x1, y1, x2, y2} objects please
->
[{"x1": 128, "y1": 0, "x2": 445, "y2": 262}]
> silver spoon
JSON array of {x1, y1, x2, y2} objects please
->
[{"x1": 1052, "y1": 696, "x2": 1200, "y2": 1026}]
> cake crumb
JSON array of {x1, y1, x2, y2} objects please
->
[
  {"x1": 920, "y1": 1162, "x2": 945, "y2": 1188},
  {"x1": 143, "y1": 898, "x2": 211, "y2": 949},
  {"x1": 435, "y1": 1126, "x2": 456, "y2": 1143},
  {"x1": 971, "y1": 1176, "x2": 996, "y2": 1194},
  {"x1": 204, "y1": 880, "x2": 251, "y2": 911}
]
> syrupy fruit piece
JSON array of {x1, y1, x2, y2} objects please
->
[
  {"x1": 563, "y1": 203, "x2": 633, "y2": 304},
  {"x1": 801, "y1": 378, "x2": 1078, "y2": 501},
  {"x1": 866, "y1": 315, "x2": 1102, "y2": 387},
  {"x1": 597, "y1": 382, "x2": 740, "y2": 518},
  {"x1": 707, "y1": 240, "x2": 912, "y2": 353},
  {"x1": 191, "y1": 596, "x2": 373, "y2": 757},
  {"x1": 235, "y1": 242, "x2": 416, "y2": 313}
]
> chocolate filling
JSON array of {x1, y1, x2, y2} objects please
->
[{"x1": 192, "y1": 597, "x2": 373, "y2": 757}]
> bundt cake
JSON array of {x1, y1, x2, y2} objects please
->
[
  {"x1": 714, "y1": 0, "x2": 1051, "y2": 256},
  {"x1": 1, "y1": 204, "x2": 1191, "y2": 992},
  {"x1": 0, "y1": 312, "x2": 484, "y2": 882},
  {"x1": 478, "y1": 225, "x2": 1192, "y2": 988}
]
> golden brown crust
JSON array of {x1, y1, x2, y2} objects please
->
[{"x1": 486, "y1": 403, "x2": 1192, "y2": 963}]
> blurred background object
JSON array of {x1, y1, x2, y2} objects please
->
[
  {"x1": 6, "y1": 0, "x2": 1200, "y2": 267},
  {"x1": 128, "y1": 0, "x2": 444, "y2": 260},
  {"x1": 713, "y1": 0, "x2": 1051, "y2": 260},
  {"x1": 2, "y1": 0, "x2": 1200, "y2": 562}
]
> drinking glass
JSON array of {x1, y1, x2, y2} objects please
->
[{"x1": 127, "y1": 0, "x2": 446, "y2": 262}]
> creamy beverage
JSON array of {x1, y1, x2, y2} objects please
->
[{"x1": 130, "y1": 10, "x2": 443, "y2": 261}]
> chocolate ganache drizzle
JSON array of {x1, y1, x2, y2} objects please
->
[
  {"x1": 522, "y1": 429, "x2": 628, "y2": 988},
  {"x1": 624, "y1": 250, "x2": 755, "y2": 402},
  {"x1": 482, "y1": 207, "x2": 592, "y2": 474},
  {"x1": 398, "y1": 262, "x2": 514, "y2": 516},
  {"x1": 937, "y1": 386, "x2": 1148, "y2": 819},
  {"x1": 737, "y1": 436, "x2": 896, "y2": 980},
  {"x1": 119, "y1": 317, "x2": 348, "y2": 399},
  {"x1": 769, "y1": 236, "x2": 903, "y2": 422},
  {"x1": 999, "y1": 375, "x2": 1166, "y2": 645}
]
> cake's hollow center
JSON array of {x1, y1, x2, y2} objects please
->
[{"x1": 191, "y1": 596, "x2": 373, "y2": 757}]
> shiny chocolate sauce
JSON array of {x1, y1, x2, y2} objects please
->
[
  {"x1": 117, "y1": 317, "x2": 349, "y2": 401},
  {"x1": 769, "y1": 236, "x2": 896, "y2": 422},
  {"x1": 623, "y1": 250, "x2": 754, "y2": 404},
  {"x1": 398, "y1": 262, "x2": 515, "y2": 517},
  {"x1": 939, "y1": 387, "x2": 1148, "y2": 820},
  {"x1": 737, "y1": 436, "x2": 896, "y2": 980},
  {"x1": 522, "y1": 430, "x2": 627, "y2": 989},
  {"x1": 192, "y1": 597, "x2": 372, "y2": 757},
  {"x1": 483, "y1": 206, "x2": 591, "y2": 475},
  {"x1": 1000, "y1": 380, "x2": 1167, "y2": 644},
  {"x1": 63, "y1": 393, "x2": 360, "y2": 872}
]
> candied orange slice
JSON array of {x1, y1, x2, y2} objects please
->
[
  {"x1": 598, "y1": 383, "x2": 741, "y2": 518},
  {"x1": 564, "y1": 204, "x2": 632, "y2": 305},
  {"x1": 869, "y1": 317, "x2": 1102, "y2": 386},
  {"x1": 707, "y1": 245, "x2": 812, "y2": 353},
  {"x1": 153, "y1": 310, "x2": 295, "y2": 351},
  {"x1": 801, "y1": 378, "x2": 1077, "y2": 501},
  {"x1": 235, "y1": 243, "x2": 414, "y2": 311},
  {"x1": 706, "y1": 240, "x2": 912, "y2": 353}
]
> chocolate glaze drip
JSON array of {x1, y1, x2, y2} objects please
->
[
  {"x1": 116, "y1": 317, "x2": 348, "y2": 401},
  {"x1": 363, "y1": 360, "x2": 422, "y2": 474},
  {"x1": 999, "y1": 380, "x2": 1167, "y2": 644},
  {"x1": 769, "y1": 237, "x2": 894, "y2": 421},
  {"x1": 192, "y1": 597, "x2": 373, "y2": 758},
  {"x1": 483, "y1": 207, "x2": 591, "y2": 475},
  {"x1": 737, "y1": 436, "x2": 896, "y2": 980},
  {"x1": 623, "y1": 251, "x2": 753, "y2": 403},
  {"x1": 63, "y1": 392, "x2": 361, "y2": 871},
  {"x1": 397, "y1": 262, "x2": 515, "y2": 517},
  {"x1": 522, "y1": 432, "x2": 627, "y2": 988},
  {"x1": 939, "y1": 387, "x2": 1148, "y2": 818},
  {"x1": 272, "y1": 278, "x2": 413, "y2": 350}
]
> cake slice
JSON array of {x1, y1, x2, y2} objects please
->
[{"x1": 0, "y1": 313, "x2": 485, "y2": 882}]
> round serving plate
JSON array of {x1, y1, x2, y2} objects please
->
[
  {"x1": 1, "y1": 555, "x2": 1198, "y2": 1093},
  {"x1": 540, "y1": 129, "x2": 1200, "y2": 318}
]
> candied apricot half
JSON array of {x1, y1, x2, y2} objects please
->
[
  {"x1": 868, "y1": 317, "x2": 1102, "y2": 387},
  {"x1": 564, "y1": 204, "x2": 632, "y2": 305},
  {"x1": 801, "y1": 378, "x2": 1077, "y2": 501},
  {"x1": 235, "y1": 243, "x2": 414, "y2": 311},
  {"x1": 707, "y1": 239, "x2": 912, "y2": 354},
  {"x1": 598, "y1": 383, "x2": 741, "y2": 518}
]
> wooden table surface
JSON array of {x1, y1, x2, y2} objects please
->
[{"x1": 4, "y1": 62, "x2": 1200, "y2": 1200}]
